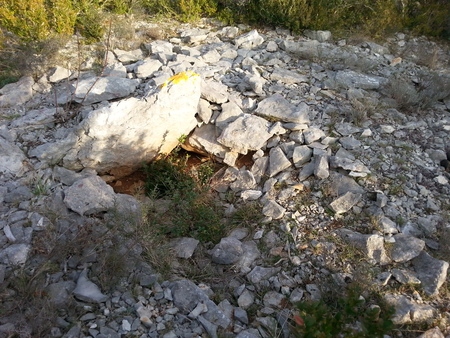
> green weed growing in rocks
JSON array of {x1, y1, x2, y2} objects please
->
[
  {"x1": 143, "y1": 140, "x2": 225, "y2": 243},
  {"x1": 32, "y1": 178, "x2": 50, "y2": 196},
  {"x1": 230, "y1": 201, "x2": 264, "y2": 228},
  {"x1": 292, "y1": 282, "x2": 395, "y2": 337}
]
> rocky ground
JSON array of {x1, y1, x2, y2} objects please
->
[{"x1": 0, "y1": 17, "x2": 449, "y2": 338}]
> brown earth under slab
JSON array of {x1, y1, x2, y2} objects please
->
[
  {"x1": 108, "y1": 169, "x2": 147, "y2": 195},
  {"x1": 108, "y1": 150, "x2": 255, "y2": 196}
]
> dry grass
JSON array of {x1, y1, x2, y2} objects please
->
[{"x1": 386, "y1": 71, "x2": 450, "y2": 113}]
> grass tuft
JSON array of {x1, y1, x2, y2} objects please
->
[{"x1": 292, "y1": 282, "x2": 395, "y2": 337}]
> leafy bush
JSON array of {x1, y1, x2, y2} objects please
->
[
  {"x1": 0, "y1": 0, "x2": 51, "y2": 41},
  {"x1": 143, "y1": 157, "x2": 196, "y2": 199},
  {"x1": 403, "y1": 0, "x2": 450, "y2": 38},
  {"x1": 219, "y1": 0, "x2": 448, "y2": 38},
  {"x1": 74, "y1": 0, "x2": 106, "y2": 43},
  {"x1": 1, "y1": 0, "x2": 448, "y2": 47},
  {"x1": 143, "y1": 151, "x2": 225, "y2": 243},
  {"x1": 0, "y1": 74, "x2": 19, "y2": 88},
  {"x1": 141, "y1": 0, "x2": 217, "y2": 21},
  {"x1": 0, "y1": 0, "x2": 107, "y2": 43},
  {"x1": 292, "y1": 284, "x2": 394, "y2": 337}
]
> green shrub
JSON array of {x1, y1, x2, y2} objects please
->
[
  {"x1": 0, "y1": 74, "x2": 19, "y2": 89},
  {"x1": 292, "y1": 284, "x2": 394, "y2": 337},
  {"x1": 0, "y1": 0, "x2": 106, "y2": 43},
  {"x1": 220, "y1": 0, "x2": 448, "y2": 38},
  {"x1": 47, "y1": 0, "x2": 78, "y2": 35},
  {"x1": 141, "y1": 0, "x2": 217, "y2": 21},
  {"x1": 143, "y1": 157, "x2": 195, "y2": 199},
  {"x1": 242, "y1": 0, "x2": 404, "y2": 35},
  {"x1": 73, "y1": 0, "x2": 106, "y2": 42},
  {"x1": 143, "y1": 152, "x2": 225, "y2": 243},
  {"x1": 170, "y1": 193, "x2": 224, "y2": 242},
  {"x1": 102, "y1": 0, "x2": 136, "y2": 14},
  {"x1": 0, "y1": 0, "x2": 52, "y2": 41},
  {"x1": 404, "y1": 0, "x2": 450, "y2": 38},
  {"x1": 1, "y1": 0, "x2": 448, "y2": 49}
]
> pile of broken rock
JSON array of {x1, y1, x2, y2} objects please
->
[{"x1": 0, "y1": 20, "x2": 449, "y2": 337}]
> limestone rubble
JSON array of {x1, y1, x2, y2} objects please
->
[{"x1": 0, "y1": 19, "x2": 449, "y2": 337}]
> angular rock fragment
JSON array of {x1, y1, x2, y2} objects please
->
[
  {"x1": 134, "y1": 58, "x2": 163, "y2": 78},
  {"x1": 29, "y1": 133, "x2": 78, "y2": 164},
  {"x1": 255, "y1": 94, "x2": 310, "y2": 124},
  {"x1": 238, "y1": 289, "x2": 254, "y2": 309},
  {"x1": 263, "y1": 291, "x2": 287, "y2": 308},
  {"x1": 247, "y1": 266, "x2": 281, "y2": 284},
  {"x1": 390, "y1": 234, "x2": 425, "y2": 263},
  {"x1": 412, "y1": 251, "x2": 449, "y2": 297},
  {"x1": 314, "y1": 153, "x2": 329, "y2": 179},
  {"x1": 293, "y1": 145, "x2": 313, "y2": 168},
  {"x1": 251, "y1": 157, "x2": 269, "y2": 183},
  {"x1": 262, "y1": 200, "x2": 286, "y2": 219},
  {"x1": 172, "y1": 237, "x2": 199, "y2": 259},
  {"x1": 64, "y1": 176, "x2": 116, "y2": 216},
  {"x1": 0, "y1": 244, "x2": 31, "y2": 265},
  {"x1": 241, "y1": 190, "x2": 262, "y2": 201},
  {"x1": 327, "y1": 172, "x2": 365, "y2": 196},
  {"x1": 339, "y1": 136, "x2": 361, "y2": 150},
  {"x1": 215, "y1": 101, "x2": 244, "y2": 129},
  {"x1": 170, "y1": 280, "x2": 231, "y2": 328},
  {"x1": 234, "y1": 30, "x2": 264, "y2": 49},
  {"x1": 210, "y1": 237, "x2": 244, "y2": 264},
  {"x1": 230, "y1": 169, "x2": 257, "y2": 192},
  {"x1": 236, "y1": 241, "x2": 261, "y2": 273},
  {"x1": 303, "y1": 127, "x2": 325, "y2": 144},
  {"x1": 0, "y1": 76, "x2": 34, "y2": 107},
  {"x1": 201, "y1": 79, "x2": 229, "y2": 104},
  {"x1": 113, "y1": 48, "x2": 144, "y2": 63},
  {"x1": 0, "y1": 138, "x2": 27, "y2": 177},
  {"x1": 103, "y1": 62, "x2": 127, "y2": 78},
  {"x1": 197, "y1": 98, "x2": 213, "y2": 123},
  {"x1": 270, "y1": 67, "x2": 308, "y2": 84},
  {"x1": 69, "y1": 77, "x2": 139, "y2": 104},
  {"x1": 330, "y1": 191, "x2": 362, "y2": 214},
  {"x1": 333, "y1": 70, "x2": 385, "y2": 90},
  {"x1": 10, "y1": 108, "x2": 57, "y2": 130},
  {"x1": 391, "y1": 268, "x2": 421, "y2": 285},
  {"x1": 384, "y1": 293, "x2": 435, "y2": 325},
  {"x1": 268, "y1": 147, "x2": 291, "y2": 177},
  {"x1": 145, "y1": 40, "x2": 174, "y2": 55},
  {"x1": 218, "y1": 114, "x2": 272, "y2": 154},
  {"x1": 48, "y1": 66, "x2": 72, "y2": 82},
  {"x1": 186, "y1": 124, "x2": 228, "y2": 159},
  {"x1": 298, "y1": 162, "x2": 315, "y2": 181},
  {"x1": 304, "y1": 30, "x2": 332, "y2": 42},
  {"x1": 280, "y1": 40, "x2": 319, "y2": 59},
  {"x1": 338, "y1": 229, "x2": 390, "y2": 265},
  {"x1": 73, "y1": 269, "x2": 108, "y2": 303},
  {"x1": 375, "y1": 216, "x2": 397, "y2": 234}
]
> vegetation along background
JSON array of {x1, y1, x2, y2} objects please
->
[{"x1": 0, "y1": 0, "x2": 449, "y2": 45}]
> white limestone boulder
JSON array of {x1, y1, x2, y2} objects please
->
[
  {"x1": 70, "y1": 77, "x2": 140, "y2": 105},
  {"x1": 0, "y1": 76, "x2": 34, "y2": 107},
  {"x1": 0, "y1": 137, "x2": 27, "y2": 177},
  {"x1": 63, "y1": 175, "x2": 116, "y2": 216},
  {"x1": 255, "y1": 94, "x2": 310, "y2": 124},
  {"x1": 62, "y1": 71, "x2": 202, "y2": 178},
  {"x1": 217, "y1": 114, "x2": 273, "y2": 155}
]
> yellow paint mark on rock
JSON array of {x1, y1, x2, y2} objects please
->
[{"x1": 160, "y1": 71, "x2": 199, "y2": 88}]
